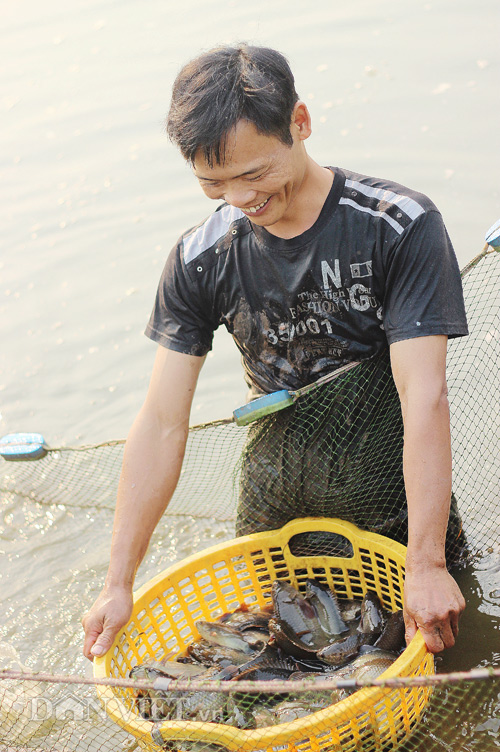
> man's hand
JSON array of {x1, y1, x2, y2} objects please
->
[
  {"x1": 82, "y1": 585, "x2": 133, "y2": 660},
  {"x1": 403, "y1": 564, "x2": 465, "y2": 653}
]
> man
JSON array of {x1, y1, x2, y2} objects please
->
[{"x1": 82, "y1": 44, "x2": 467, "y2": 661}]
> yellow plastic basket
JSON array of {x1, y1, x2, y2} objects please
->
[{"x1": 94, "y1": 518, "x2": 434, "y2": 752}]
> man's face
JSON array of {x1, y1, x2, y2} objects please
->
[{"x1": 192, "y1": 116, "x2": 309, "y2": 230}]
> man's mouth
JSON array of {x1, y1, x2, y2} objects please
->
[{"x1": 241, "y1": 198, "x2": 270, "y2": 215}]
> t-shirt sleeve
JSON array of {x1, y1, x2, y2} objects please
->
[
  {"x1": 144, "y1": 240, "x2": 216, "y2": 356},
  {"x1": 382, "y1": 210, "x2": 468, "y2": 344}
]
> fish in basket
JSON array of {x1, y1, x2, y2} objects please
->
[{"x1": 94, "y1": 518, "x2": 434, "y2": 752}]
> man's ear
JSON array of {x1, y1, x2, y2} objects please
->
[{"x1": 291, "y1": 101, "x2": 312, "y2": 141}]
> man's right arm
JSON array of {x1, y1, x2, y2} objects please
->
[{"x1": 82, "y1": 345, "x2": 206, "y2": 660}]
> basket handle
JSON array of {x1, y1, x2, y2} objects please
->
[
  {"x1": 277, "y1": 517, "x2": 360, "y2": 539},
  {"x1": 274, "y1": 516, "x2": 407, "y2": 566},
  {"x1": 276, "y1": 517, "x2": 361, "y2": 560}
]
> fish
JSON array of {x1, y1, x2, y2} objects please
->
[
  {"x1": 130, "y1": 580, "x2": 403, "y2": 729},
  {"x1": 129, "y1": 661, "x2": 209, "y2": 680},
  {"x1": 270, "y1": 582, "x2": 338, "y2": 654},
  {"x1": 304, "y1": 579, "x2": 349, "y2": 638},
  {"x1": 357, "y1": 591, "x2": 386, "y2": 643},
  {"x1": 292, "y1": 655, "x2": 333, "y2": 673},
  {"x1": 317, "y1": 592, "x2": 387, "y2": 665},
  {"x1": 131, "y1": 664, "x2": 230, "y2": 722},
  {"x1": 195, "y1": 621, "x2": 265, "y2": 653},
  {"x1": 316, "y1": 631, "x2": 363, "y2": 666},
  {"x1": 373, "y1": 610, "x2": 406, "y2": 653},
  {"x1": 271, "y1": 581, "x2": 320, "y2": 639},
  {"x1": 174, "y1": 684, "x2": 227, "y2": 724},
  {"x1": 225, "y1": 694, "x2": 255, "y2": 729},
  {"x1": 252, "y1": 694, "x2": 338, "y2": 727},
  {"x1": 130, "y1": 660, "x2": 213, "y2": 716},
  {"x1": 187, "y1": 621, "x2": 268, "y2": 667},
  {"x1": 323, "y1": 648, "x2": 398, "y2": 687},
  {"x1": 346, "y1": 649, "x2": 398, "y2": 682},
  {"x1": 218, "y1": 604, "x2": 272, "y2": 632},
  {"x1": 268, "y1": 616, "x2": 320, "y2": 659},
  {"x1": 229, "y1": 645, "x2": 297, "y2": 681},
  {"x1": 220, "y1": 647, "x2": 299, "y2": 725},
  {"x1": 266, "y1": 698, "x2": 332, "y2": 724},
  {"x1": 187, "y1": 638, "x2": 254, "y2": 667}
]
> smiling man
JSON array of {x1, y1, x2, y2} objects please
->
[{"x1": 82, "y1": 44, "x2": 468, "y2": 660}]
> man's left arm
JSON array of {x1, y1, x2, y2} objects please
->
[{"x1": 390, "y1": 335, "x2": 466, "y2": 653}]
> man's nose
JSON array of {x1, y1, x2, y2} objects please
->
[{"x1": 223, "y1": 183, "x2": 257, "y2": 209}]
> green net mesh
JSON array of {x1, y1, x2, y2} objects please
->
[{"x1": 1, "y1": 243, "x2": 499, "y2": 751}]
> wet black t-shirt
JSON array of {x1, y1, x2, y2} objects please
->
[{"x1": 145, "y1": 167, "x2": 468, "y2": 393}]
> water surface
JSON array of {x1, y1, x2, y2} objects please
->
[{"x1": 1, "y1": 1, "x2": 499, "y2": 749}]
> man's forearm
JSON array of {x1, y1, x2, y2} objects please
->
[
  {"x1": 402, "y1": 391, "x2": 452, "y2": 570},
  {"x1": 82, "y1": 347, "x2": 205, "y2": 660},
  {"x1": 104, "y1": 406, "x2": 189, "y2": 589},
  {"x1": 400, "y1": 390, "x2": 466, "y2": 651},
  {"x1": 390, "y1": 336, "x2": 465, "y2": 652}
]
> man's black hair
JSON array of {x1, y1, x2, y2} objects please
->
[{"x1": 166, "y1": 44, "x2": 299, "y2": 166}]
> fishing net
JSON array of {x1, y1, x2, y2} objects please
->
[
  {"x1": 1, "y1": 667, "x2": 499, "y2": 752},
  {"x1": 1, "y1": 241, "x2": 500, "y2": 751}
]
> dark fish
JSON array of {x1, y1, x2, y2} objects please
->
[
  {"x1": 304, "y1": 579, "x2": 349, "y2": 638},
  {"x1": 373, "y1": 610, "x2": 406, "y2": 653},
  {"x1": 268, "y1": 617, "x2": 320, "y2": 659},
  {"x1": 292, "y1": 656, "x2": 332, "y2": 673},
  {"x1": 271, "y1": 581, "x2": 322, "y2": 644},
  {"x1": 224, "y1": 646, "x2": 297, "y2": 716},
  {"x1": 188, "y1": 621, "x2": 269, "y2": 668},
  {"x1": 357, "y1": 591, "x2": 386, "y2": 643},
  {"x1": 271, "y1": 582, "x2": 341, "y2": 654},
  {"x1": 229, "y1": 644, "x2": 297, "y2": 681},
  {"x1": 316, "y1": 631, "x2": 362, "y2": 666},
  {"x1": 235, "y1": 660, "x2": 296, "y2": 682}
]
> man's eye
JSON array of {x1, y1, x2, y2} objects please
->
[{"x1": 247, "y1": 175, "x2": 263, "y2": 182}]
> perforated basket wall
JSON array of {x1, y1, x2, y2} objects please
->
[{"x1": 94, "y1": 518, "x2": 434, "y2": 752}]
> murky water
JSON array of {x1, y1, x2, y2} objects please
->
[{"x1": 1, "y1": 0, "x2": 499, "y2": 749}]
